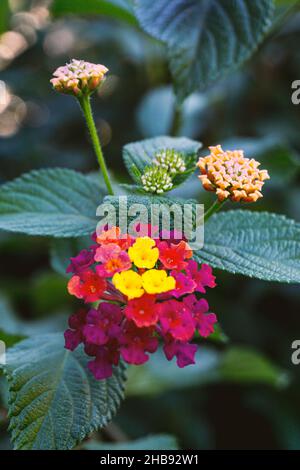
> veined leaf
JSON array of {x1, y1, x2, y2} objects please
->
[
  {"x1": 196, "y1": 210, "x2": 300, "y2": 283},
  {"x1": 2, "y1": 333, "x2": 126, "y2": 450},
  {"x1": 0, "y1": 169, "x2": 103, "y2": 238},
  {"x1": 135, "y1": 0, "x2": 274, "y2": 100},
  {"x1": 103, "y1": 194, "x2": 200, "y2": 239}
]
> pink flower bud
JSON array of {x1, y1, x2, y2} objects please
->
[{"x1": 50, "y1": 59, "x2": 108, "y2": 97}]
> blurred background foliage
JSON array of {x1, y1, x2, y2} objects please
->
[{"x1": 0, "y1": 0, "x2": 300, "y2": 450}]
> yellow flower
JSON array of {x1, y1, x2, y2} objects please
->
[
  {"x1": 197, "y1": 145, "x2": 270, "y2": 203},
  {"x1": 142, "y1": 269, "x2": 175, "y2": 295},
  {"x1": 112, "y1": 270, "x2": 144, "y2": 300},
  {"x1": 128, "y1": 237, "x2": 159, "y2": 269}
]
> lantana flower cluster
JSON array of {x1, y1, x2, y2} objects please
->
[
  {"x1": 50, "y1": 59, "x2": 108, "y2": 96},
  {"x1": 141, "y1": 149, "x2": 186, "y2": 194},
  {"x1": 198, "y1": 145, "x2": 270, "y2": 202},
  {"x1": 65, "y1": 226, "x2": 217, "y2": 380}
]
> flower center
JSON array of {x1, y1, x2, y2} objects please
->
[{"x1": 108, "y1": 259, "x2": 121, "y2": 270}]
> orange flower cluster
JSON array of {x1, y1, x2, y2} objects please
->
[{"x1": 197, "y1": 145, "x2": 270, "y2": 203}]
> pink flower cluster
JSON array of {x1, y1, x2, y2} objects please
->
[
  {"x1": 65, "y1": 226, "x2": 217, "y2": 380},
  {"x1": 50, "y1": 59, "x2": 108, "y2": 96}
]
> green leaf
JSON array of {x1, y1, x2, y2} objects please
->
[
  {"x1": 83, "y1": 434, "x2": 179, "y2": 450},
  {"x1": 0, "y1": 169, "x2": 103, "y2": 238},
  {"x1": 196, "y1": 210, "x2": 300, "y2": 283},
  {"x1": 135, "y1": 0, "x2": 274, "y2": 100},
  {"x1": 103, "y1": 194, "x2": 199, "y2": 238},
  {"x1": 126, "y1": 345, "x2": 288, "y2": 396},
  {"x1": 51, "y1": 0, "x2": 137, "y2": 25},
  {"x1": 50, "y1": 237, "x2": 91, "y2": 277},
  {"x1": 2, "y1": 333, "x2": 126, "y2": 450},
  {"x1": 123, "y1": 136, "x2": 201, "y2": 187},
  {"x1": 104, "y1": 193, "x2": 198, "y2": 207}
]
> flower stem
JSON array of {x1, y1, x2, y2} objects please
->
[
  {"x1": 170, "y1": 104, "x2": 182, "y2": 137},
  {"x1": 204, "y1": 199, "x2": 226, "y2": 222},
  {"x1": 78, "y1": 94, "x2": 114, "y2": 195}
]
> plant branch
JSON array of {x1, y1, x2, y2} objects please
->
[
  {"x1": 204, "y1": 199, "x2": 226, "y2": 222},
  {"x1": 79, "y1": 95, "x2": 114, "y2": 195},
  {"x1": 170, "y1": 103, "x2": 182, "y2": 137}
]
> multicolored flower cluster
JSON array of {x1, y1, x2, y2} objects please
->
[
  {"x1": 197, "y1": 145, "x2": 270, "y2": 202},
  {"x1": 65, "y1": 226, "x2": 217, "y2": 380},
  {"x1": 50, "y1": 59, "x2": 108, "y2": 97}
]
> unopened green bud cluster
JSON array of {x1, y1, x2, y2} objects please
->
[
  {"x1": 141, "y1": 166, "x2": 173, "y2": 194},
  {"x1": 141, "y1": 149, "x2": 186, "y2": 194},
  {"x1": 153, "y1": 149, "x2": 186, "y2": 175}
]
